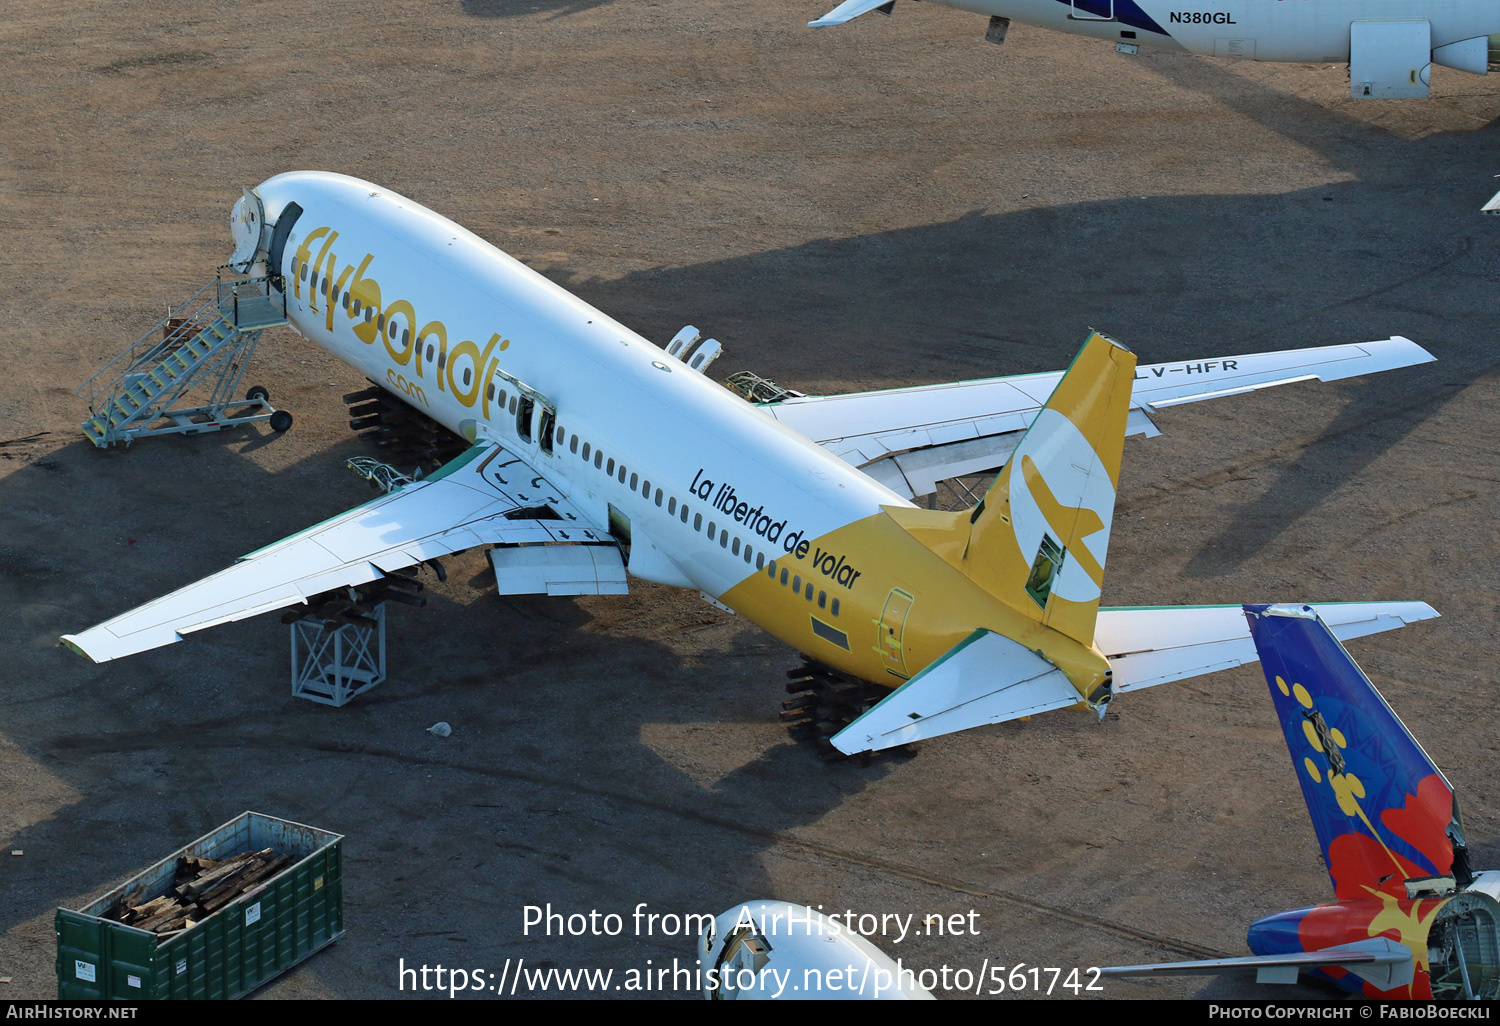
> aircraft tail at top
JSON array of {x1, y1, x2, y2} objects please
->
[
  {"x1": 1245, "y1": 603, "x2": 1467, "y2": 901},
  {"x1": 963, "y1": 331, "x2": 1135, "y2": 645}
]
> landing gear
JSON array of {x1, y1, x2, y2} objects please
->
[
  {"x1": 780, "y1": 659, "x2": 918, "y2": 764},
  {"x1": 269, "y1": 409, "x2": 294, "y2": 432}
]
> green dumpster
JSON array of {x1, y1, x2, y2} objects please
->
[{"x1": 55, "y1": 811, "x2": 343, "y2": 999}]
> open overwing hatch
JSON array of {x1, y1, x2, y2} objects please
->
[
  {"x1": 62, "y1": 440, "x2": 615, "y2": 663},
  {"x1": 760, "y1": 338, "x2": 1434, "y2": 499}
]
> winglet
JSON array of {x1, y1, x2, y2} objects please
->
[{"x1": 809, "y1": 0, "x2": 894, "y2": 28}]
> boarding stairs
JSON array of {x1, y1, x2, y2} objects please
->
[{"x1": 78, "y1": 268, "x2": 290, "y2": 448}]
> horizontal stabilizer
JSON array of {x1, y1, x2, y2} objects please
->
[
  {"x1": 809, "y1": 0, "x2": 893, "y2": 28},
  {"x1": 830, "y1": 629, "x2": 1081, "y2": 755},
  {"x1": 1101, "y1": 937, "x2": 1413, "y2": 989},
  {"x1": 1097, "y1": 601, "x2": 1439, "y2": 693},
  {"x1": 61, "y1": 440, "x2": 612, "y2": 663}
]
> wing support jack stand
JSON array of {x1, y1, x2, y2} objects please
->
[{"x1": 289, "y1": 601, "x2": 386, "y2": 707}]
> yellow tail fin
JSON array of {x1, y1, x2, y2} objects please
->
[
  {"x1": 888, "y1": 331, "x2": 1136, "y2": 646},
  {"x1": 969, "y1": 331, "x2": 1135, "y2": 642}
]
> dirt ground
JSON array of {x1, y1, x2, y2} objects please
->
[{"x1": 2, "y1": 0, "x2": 1499, "y2": 1001}]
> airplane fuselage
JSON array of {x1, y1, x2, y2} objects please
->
[
  {"x1": 254, "y1": 172, "x2": 1110, "y2": 699},
  {"x1": 929, "y1": 0, "x2": 1500, "y2": 63}
]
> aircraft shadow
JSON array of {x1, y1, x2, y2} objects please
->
[{"x1": 555, "y1": 59, "x2": 1500, "y2": 573}]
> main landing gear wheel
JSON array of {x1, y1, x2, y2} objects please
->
[
  {"x1": 780, "y1": 659, "x2": 919, "y2": 765},
  {"x1": 269, "y1": 410, "x2": 294, "y2": 433},
  {"x1": 246, "y1": 385, "x2": 270, "y2": 402}
]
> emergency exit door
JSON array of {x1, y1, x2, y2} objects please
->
[{"x1": 876, "y1": 588, "x2": 914, "y2": 679}]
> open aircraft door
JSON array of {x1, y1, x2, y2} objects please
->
[{"x1": 1350, "y1": 21, "x2": 1431, "y2": 98}]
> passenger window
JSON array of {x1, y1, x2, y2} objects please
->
[
  {"x1": 556, "y1": 425, "x2": 565, "y2": 448},
  {"x1": 832, "y1": 598, "x2": 840, "y2": 617},
  {"x1": 642, "y1": 480, "x2": 651, "y2": 498},
  {"x1": 595, "y1": 451, "x2": 603, "y2": 469},
  {"x1": 630, "y1": 473, "x2": 639, "y2": 490},
  {"x1": 818, "y1": 591, "x2": 826, "y2": 609},
  {"x1": 756, "y1": 553, "x2": 764, "y2": 570},
  {"x1": 607, "y1": 458, "x2": 615, "y2": 475},
  {"x1": 744, "y1": 547, "x2": 752, "y2": 564},
  {"x1": 508, "y1": 396, "x2": 517, "y2": 414},
  {"x1": 618, "y1": 465, "x2": 626, "y2": 483},
  {"x1": 463, "y1": 368, "x2": 473, "y2": 387},
  {"x1": 499, "y1": 389, "x2": 508, "y2": 407},
  {"x1": 805, "y1": 583, "x2": 813, "y2": 601},
  {"x1": 668, "y1": 497, "x2": 676, "y2": 515},
  {"x1": 655, "y1": 489, "x2": 663, "y2": 507},
  {"x1": 792, "y1": 575, "x2": 801, "y2": 593},
  {"x1": 570, "y1": 436, "x2": 579, "y2": 454},
  {"x1": 780, "y1": 568, "x2": 788, "y2": 585},
  {"x1": 486, "y1": 383, "x2": 496, "y2": 402},
  {"x1": 732, "y1": 538, "x2": 740, "y2": 555},
  {"x1": 680, "y1": 504, "x2": 688, "y2": 523},
  {"x1": 694, "y1": 513, "x2": 702, "y2": 531},
  {"x1": 582, "y1": 442, "x2": 591, "y2": 460},
  {"x1": 707, "y1": 523, "x2": 716, "y2": 541}
]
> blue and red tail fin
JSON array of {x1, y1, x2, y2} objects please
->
[{"x1": 1244, "y1": 603, "x2": 1467, "y2": 901}]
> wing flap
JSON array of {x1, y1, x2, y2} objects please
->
[
  {"x1": 831, "y1": 629, "x2": 1082, "y2": 755},
  {"x1": 61, "y1": 441, "x2": 613, "y2": 663},
  {"x1": 1099, "y1": 601, "x2": 1439, "y2": 693}
]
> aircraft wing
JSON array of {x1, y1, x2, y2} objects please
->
[
  {"x1": 1483, "y1": 187, "x2": 1500, "y2": 214},
  {"x1": 1101, "y1": 938, "x2": 1413, "y2": 989},
  {"x1": 809, "y1": 0, "x2": 893, "y2": 28},
  {"x1": 61, "y1": 440, "x2": 614, "y2": 663},
  {"x1": 760, "y1": 337, "x2": 1434, "y2": 499},
  {"x1": 1099, "y1": 601, "x2": 1440, "y2": 693}
]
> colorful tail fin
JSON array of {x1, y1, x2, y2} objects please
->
[
  {"x1": 963, "y1": 331, "x2": 1136, "y2": 644},
  {"x1": 1244, "y1": 603, "x2": 1468, "y2": 901}
]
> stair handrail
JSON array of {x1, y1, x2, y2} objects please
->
[{"x1": 76, "y1": 279, "x2": 223, "y2": 413}]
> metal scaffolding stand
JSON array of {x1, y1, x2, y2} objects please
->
[
  {"x1": 78, "y1": 266, "x2": 290, "y2": 448},
  {"x1": 290, "y1": 602, "x2": 387, "y2": 707}
]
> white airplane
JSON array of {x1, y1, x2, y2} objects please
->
[
  {"x1": 62, "y1": 171, "x2": 1439, "y2": 756},
  {"x1": 809, "y1": 0, "x2": 1500, "y2": 99}
]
